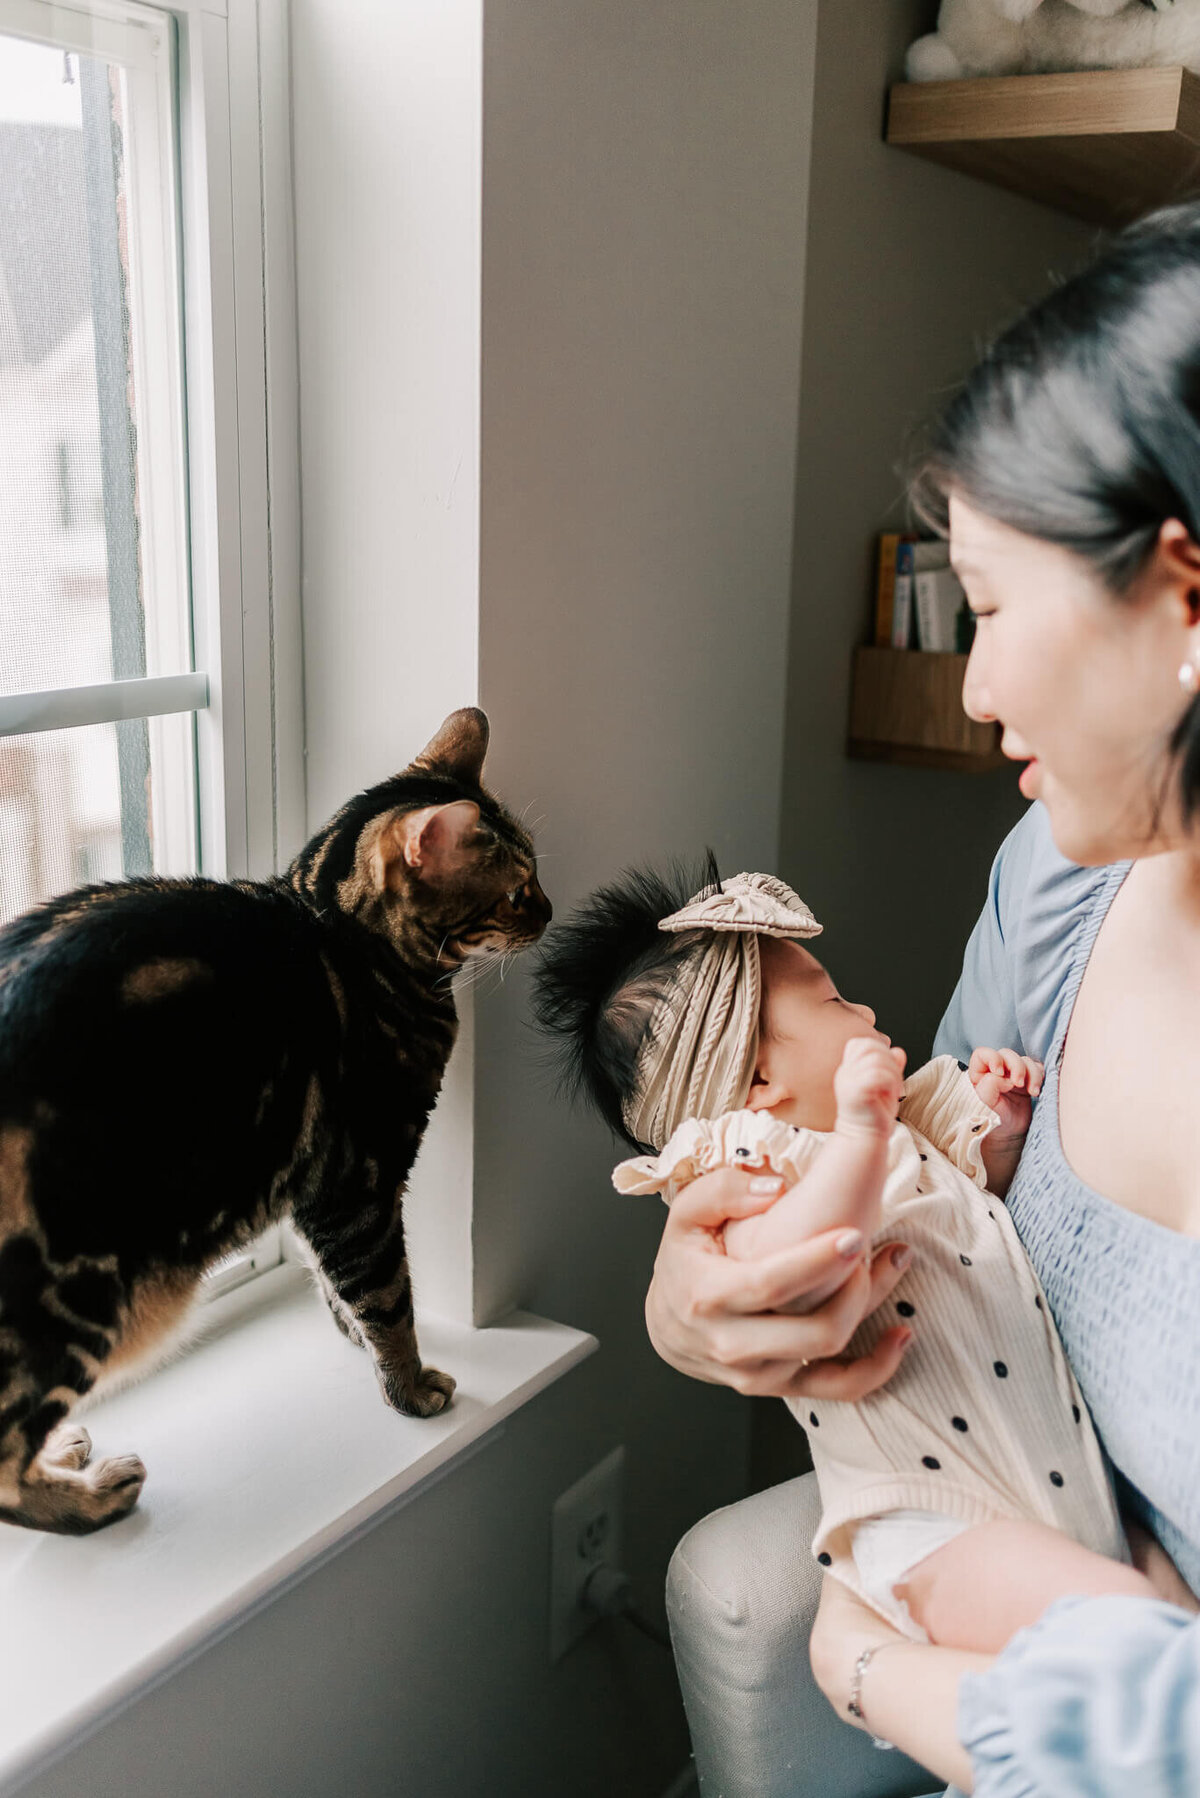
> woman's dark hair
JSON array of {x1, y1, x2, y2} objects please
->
[
  {"x1": 912, "y1": 201, "x2": 1200, "y2": 818},
  {"x1": 530, "y1": 856, "x2": 718, "y2": 1154}
]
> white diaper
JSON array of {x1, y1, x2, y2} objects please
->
[{"x1": 850, "y1": 1509, "x2": 973, "y2": 1641}]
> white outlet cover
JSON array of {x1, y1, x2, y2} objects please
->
[{"x1": 549, "y1": 1445, "x2": 626, "y2": 1661}]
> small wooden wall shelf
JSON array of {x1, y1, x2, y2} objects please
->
[
  {"x1": 847, "y1": 646, "x2": 1005, "y2": 772},
  {"x1": 886, "y1": 66, "x2": 1200, "y2": 226}
]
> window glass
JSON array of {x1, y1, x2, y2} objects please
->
[
  {"x1": 0, "y1": 30, "x2": 189, "y2": 697},
  {"x1": 0, "y1": 711, "x2": 193, "y2": 922},
  {"x1": 0, "y1": 7, "x2": 197, "y2": 922}
]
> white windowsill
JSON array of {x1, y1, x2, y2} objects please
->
[{"x1": 0, "y1": 1264, "x2": 596, "y2": 1795}]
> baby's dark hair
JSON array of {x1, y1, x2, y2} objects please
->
[{"x1": 530, "y1": 857, "x2": 718, "y2": 1153}]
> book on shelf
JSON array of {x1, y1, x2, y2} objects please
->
[
  {"x1": 891, "y1": 538, "x2": 915, "y2": 648},
  {"x1": 874, "y1": 533, "x2": 960, "y2": 650},
  {"x1": 874, "y1": 532, "x2": 909, "y2": 646},
  {"x1": 914, "y1": 564, "x2": 966, "y2": 652}
]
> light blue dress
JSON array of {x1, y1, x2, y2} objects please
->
[{"x1": 931, "y1": 801, "x2": 1200, "y2": 1797}]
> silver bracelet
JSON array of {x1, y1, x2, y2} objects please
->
[{"x1": 846, "y1": 1644, "x2": 898, "y2": 1751}]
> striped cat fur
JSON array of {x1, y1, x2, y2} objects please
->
[{"x1": 0, "y1": 709, "x2": 549, "y2": 1533}]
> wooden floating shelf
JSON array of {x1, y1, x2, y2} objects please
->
[
  {"x1": 886, "y1": 66, "x2": 1200, "y2": 226},
  {"x1": 847, "y1": 646, "x2": 1006, "y2": 773}
]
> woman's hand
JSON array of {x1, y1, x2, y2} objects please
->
[
  {"x1": 811, "y1": 1575, "x2": 985, "y2": 1792},
  {"x1": 809, "y1": 1573, "x2": 909, "y2": 1720},
  {"x1": 643, "y1": 1166, "x2": 913, "y2": 1400}
]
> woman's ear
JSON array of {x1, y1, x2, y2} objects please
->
[{"x1": 1153, "y1": 519, "x2": 1200, "y2": 627}]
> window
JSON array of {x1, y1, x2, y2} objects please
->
[
  {"x1": 0, "y1": 0, "x2": 303, "y2": 1294},
  {"x1": 0, "y1": 2, "x2": 199, "y2": 918}
]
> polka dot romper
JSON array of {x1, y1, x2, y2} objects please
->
[{"x1": 614, "y1": 1055, "x2": 1126, "y2": 1626}]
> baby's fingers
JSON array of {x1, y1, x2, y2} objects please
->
[{"x1": 970, "y1": 1047, "x2": 1017, "y2": 1091}]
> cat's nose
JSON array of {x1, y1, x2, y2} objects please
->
[{"x1": 515, "y1": 875, "x2": 551, "y2": 930}]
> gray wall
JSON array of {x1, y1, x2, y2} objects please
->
[
  {"x1": 780, "y1": 0, "x2": 1094, "y2": 1061},
  {"x1": 752, "y1": 0, "x2": 1095, "y2": 1493},
  {"x1": 472, "y1": 0, "x2": 817, "y2": 1332}
]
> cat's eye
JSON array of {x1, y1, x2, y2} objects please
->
[{"x1": 507, "y1": 885, "x2": 526, "y2": 910}]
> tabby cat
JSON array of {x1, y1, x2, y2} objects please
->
[{"x1": 0, "y1": 708, "x2": 550, "y2": 1533}]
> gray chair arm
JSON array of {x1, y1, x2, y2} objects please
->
[{"x1": 666, "y1": 1471, "x2": 936, "y2": 1798}]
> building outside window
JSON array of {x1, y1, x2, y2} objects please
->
[
  {"x1": 0, "y1": 0, "x2": 303, "y2": 1293},
  {"x1": 0, "y1": 13, "x2": 197, "y2": 920}
]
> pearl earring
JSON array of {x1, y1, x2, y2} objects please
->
[{"x1": 1181, "y1": 660, "x2": 1199, "y2": 695}]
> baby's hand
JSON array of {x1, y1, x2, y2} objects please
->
[
  {"x1": 967, "y1": 1047, "x2": 1044, "y2": 1140},
  {"x1": 834, "y1": 1038, "x2": 907, "y2": 1140}
]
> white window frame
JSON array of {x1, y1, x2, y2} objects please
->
[
  {"x1": 178, "y1": 0, "x2": 305, "y2": 1293},
  {"x1": 0, "y1": 0, "x2": 305, "y2": 1295}
]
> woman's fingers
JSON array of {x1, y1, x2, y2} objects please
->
[
  {"x1": 663, "y1": 1245, "x2": 915, "y2": 1386},
  {"x1": 668, "y1": 1166, "x2": 786, "y2": 1235},
  {"x1": 787, "y1": 1325, "x2": 913, "y2": 1402},
  {"x1": 731, "y1": 1242, "x2": 915, "y2": 1398},
  {"x1": 866, "y1": 1238, "x2": 913, "y2": 1308},
  {"x1": 717, "y1": 1228, "x2": 902, "y2": 1319},
  {"x1": 646, "y1": 1174, "x2": 917, "y2": 1398}
]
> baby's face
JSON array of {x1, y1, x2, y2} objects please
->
[{"x1": 748, "y1": 937, "x2": 890, "y2": 1132}]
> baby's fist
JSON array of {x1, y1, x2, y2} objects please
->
[
  {"x1": 967, "y1": 1047, "x2": 1044, "y2": 1140},
  {"x1": 834, "y1": 1038, "x2": 907, "y2": 1139}
]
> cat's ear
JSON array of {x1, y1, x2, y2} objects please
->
[
  {"x1": 411, "y1": 708, "x2": 489, "y2": 786},
  {"x1": 380, "y1": 801, "x2": 481, "y2": 890}
]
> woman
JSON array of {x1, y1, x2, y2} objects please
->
[{"x1": 646, "y1": 201, "x2": 1200, "y2": 1794}]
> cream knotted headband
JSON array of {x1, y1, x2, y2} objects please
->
[{"x1": 622, "y1": 873, "x2": 823, "y2": 1153}]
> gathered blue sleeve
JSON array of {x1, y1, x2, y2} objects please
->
[
  {"x1": 932, "y1": 830, "x2": 1025, "y2": 1067},
  {"x1": 933, "y1": 803, "x2": 1120, "y2": 1071},
  {"x1": 961, "y1": 1595, "x2": 1200, "y2": 1797}
]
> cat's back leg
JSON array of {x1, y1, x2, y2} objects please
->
[
  {"x1": 0, "y1": 1209, "x2": 170, "y2": 1533},
  {"x1": 0, "y1": 1245, "x2": 147, "y2": 1535}
]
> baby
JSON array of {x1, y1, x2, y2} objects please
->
[{"x1": 535, "y1": 866, "x2": 1196, "y2": 1655}]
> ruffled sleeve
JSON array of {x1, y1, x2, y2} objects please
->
[
  {"x1": 898, "y1": 1055, "x2": 1000, "y2": 1190},
  {"x1": 612, "y1": 1108, "x2": 824, "y2": 1199},
  {"x1": 960, "y1": 1594, "x2": 1200, "y2": 1797}
]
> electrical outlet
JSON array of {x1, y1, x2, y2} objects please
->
[{"x1": 549, "y1": 1446, "x2": 625, "y2": 1661}]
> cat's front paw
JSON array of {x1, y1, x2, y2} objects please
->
[
  {"x1": 38, "y1": 1422, "x2": 93, "y2": 1471},
  {"x1": 90, "y1": 1452, "x2": 147, "y2": 1506},
  {"x1": 383, "y1": 1364, "x2": 456, "y2": 1417}
]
